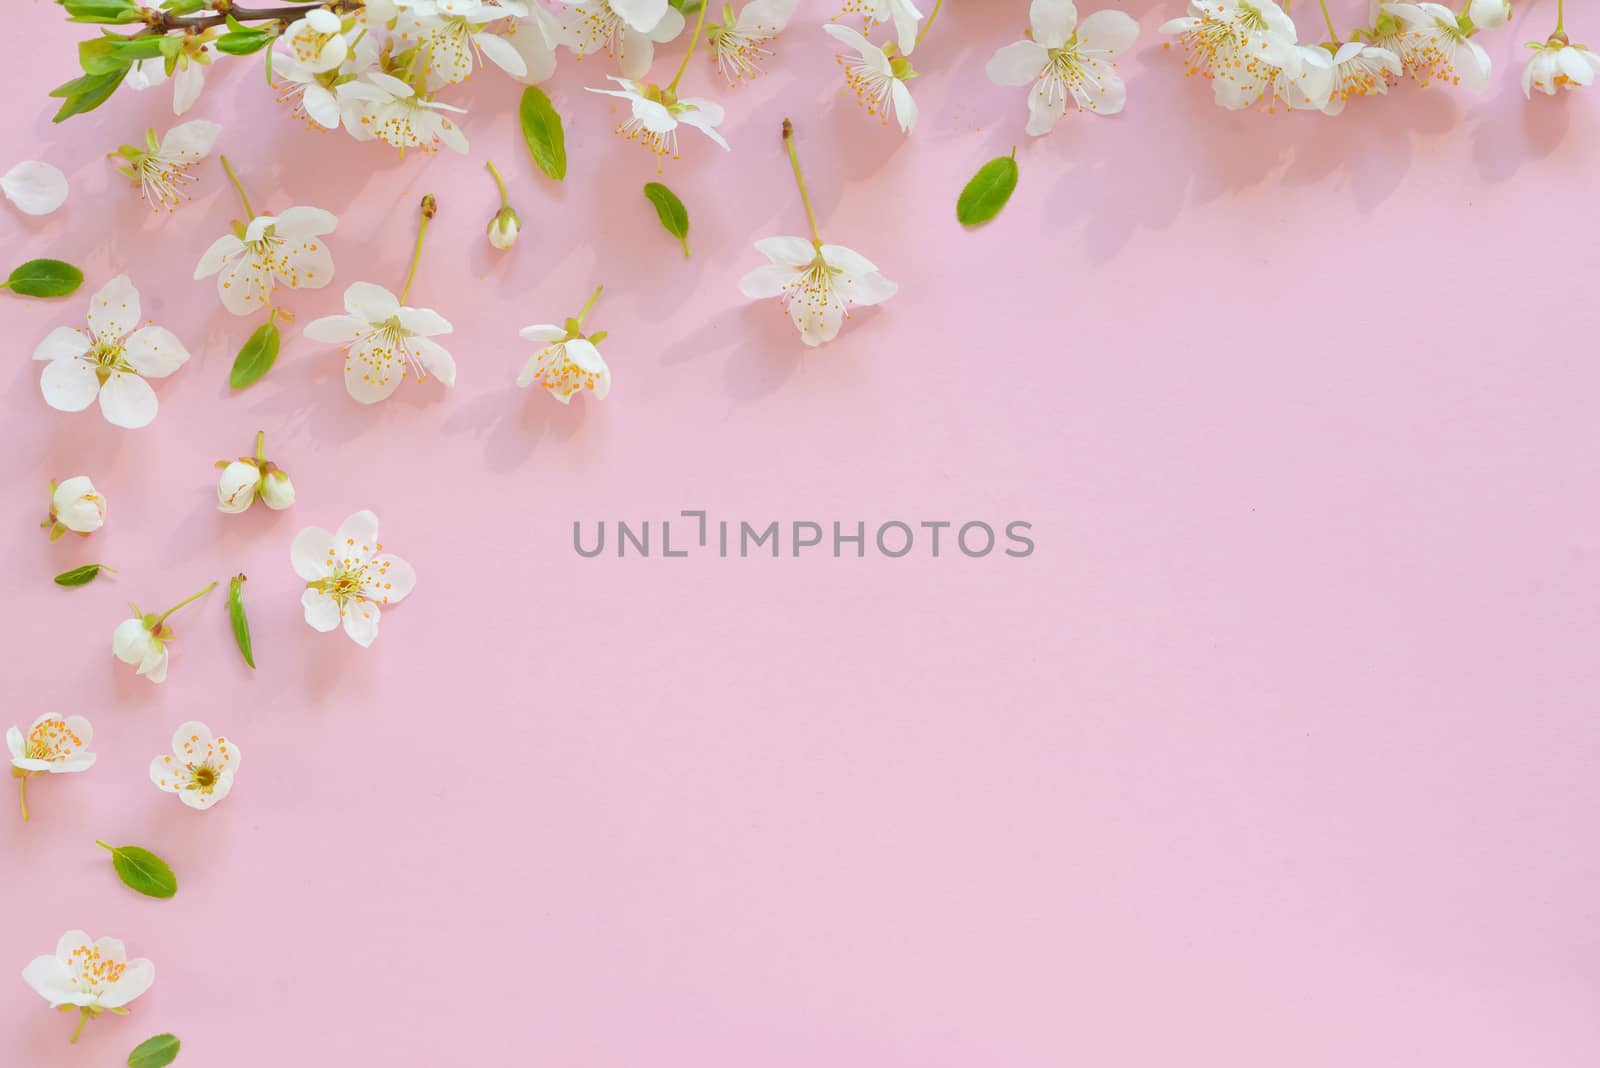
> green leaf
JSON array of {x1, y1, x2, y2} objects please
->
[
  {"x1": 641, "y1": 182, "x2": 691, "y2": 257},
  {"x1": 96, "y1": 841, "x2": 178, "y2": 899},
  {"x1": 956, "y1": 149, "x2": 1019, "y2": 228},
  {"x1": 229, "y1": 319, "x2": 280, "y2": 390},
  {"x1": 228, "y1": 574, "x2": 254, "y2": 669},
  {"x1": 518, "y1": 86, "x2": 567, "y2": 181},
  {"x1": 217, "y1": 28, "x2": 275, "y2": 55},
  {"x1": 667, "y1": 0, "x2": 704, "y2": 11},
  {"x1": 54, "y1": 564, "x2": 109, "y2": 587},
  {"x1": 60, "y1": 0, "x2": 144, "y2": 24},
  {"x1": 3, "y1": 259, "x2": 85, "y2": 298},
  {"x1": 128, "y1": 1033, "x2": 182, "y2": 1068},
  {"x1": 50, "y1": 66, "x2": 126, "y2": 121}
]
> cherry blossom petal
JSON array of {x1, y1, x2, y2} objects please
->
[
  {"x1": 2, "y1": 161, "x2": 69, "y2": 216},
  {"x1": 301, "y1": 588, "x2": 341, "y2": 631},
  {"x1": 986, "y1": 40, "x2": 1050, "y2": 85},
  {"x1": 98, "y1": 372, "x2": 158, "y2": 429},
  {"x1": 1029, "y1": 0, "x2": 1079, "y2": 49},
  {"x1": 123, "y1": 325, "x2": 191, "y2": 378},
  {"x1": 40, "y1": 357, "x2": 99, "y2": 412},
  {"x1": 194, "y1": 234, "x2": 244, "y2": 279},
  {"x1": 291, "y1": 525, "x2": 335, "y2": 580},
  {"x1": 342, "y1": 599, "x2": 381, "y2": 646},
  {"x1": 408, "y1": 336, "x2": 457, "y2": 387},
  {"x1": 87, "y1": 274, "x2": 141, "y2": 343},
  {"x1": 33, "y1": 326, "x2": 89, "y2": 363}
]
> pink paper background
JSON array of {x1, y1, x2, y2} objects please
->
[{"x1": 4, "y1": 0, "x2": 1598, "y2": 1064}]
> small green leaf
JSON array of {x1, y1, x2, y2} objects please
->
[
  {"x1": 50, "y1": 67, "x2": 127, "y2": 121},
  {"x1": 518, "y1": 86, "x2": 567, "y2": 181},
  {"x1": 667, "y1": 0, "x2": 704, "y2": 11},
  {"x1": 216, "y1": 27, "x2": 274, "y2": 55},
  {"x1": 3, "y1": 259, "x2": 85, "y2": 298},
  {"x1": 96, "y1": 841, "x2": 178, "y2": 899},
  {"x1": 54, "y1": 564, "x2": 111, "y2": 587},
  {"x1": 956, "y1": 149, "x2": 1019, "y2": 228},
  {"x1": 642, "y1": 182, "x2": 690, "y2": 258},
  {"x1": 229, "y1": 319, "x2": 280, "y2": 390},
  {"x1": 128, "y1": 1033, "x2": 182, "y2": 1068},
  {"x1": 228, "y1": 574, "x2": 254, "y2": 669}
]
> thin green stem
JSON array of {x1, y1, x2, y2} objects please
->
[
  {"x1": 254, "y1": 430, "x2": 266, "y2": 463},
  {"x1": 667, "y1": 0, "x2": 710, "y2": 93},
  {"x1": 1557, "y1": 0, "x2": 1565, "y2": 34},
  {"x1": 782, "y1": 118, "x2": 821, "y2": 246},
  {"x1": 577, "y1": 285, "x2": 604, "y2": 326},
  {"x1": 154, "y1": 581, "x2": 217, "y2": 627},
  {"x1": 18, "y1": 775, "x2": 28, "y2": 823},
  {"x1": 1318, "y1": 0, "x2": 1339, "y2": 41},
  {"x1": 914, "y1": 0, "x2": 946, "y2": 47},
  {"x1": 70, "y1": 1009, "x2": 89, "y2": 1044},
  {"x1": 96, "y1": 839, "x2": 114, "y2": 852},
  {"x1": 220, "y1": 155, "x2": 254, "y2": 218},
  {"x1": 400, "y1": 195, "x2": 436, "y2": 305},
  {"x1": 485, "y1": 160, "x2": 509, "y2": 210}
]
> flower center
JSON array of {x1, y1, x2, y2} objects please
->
[
  {"x1": 68, "y1": 944, "x2": 126, "y2": 992},
  {"x1": 25, "y1": 719, "x2": 81, "y2": 762},
  {"x1": 192, "y1": 765, "x2": 219, "y2": 790}
]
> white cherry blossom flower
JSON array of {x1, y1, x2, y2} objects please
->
[
  {"x1": 1323, "y1": 41, "x2": 1402, "y2": 113},
  {"x1": 8, "y1": 714, "x2": 95, "y2": 821},
  {"x1": 556, "y1": 0, "x2": 686, "y2": 80},
  {"x1": 110, "y1": 120, "x2": 221, "y2": 211},
  {"x1": 709, "y1": 0, "x2": 800, "y2": 83},
  {"x1": 291, "y1": 510, "x2": 416, "y2": 647},
  {"x1": 824, "y1": 23, "x2": 917, "y2": 132},
  {"x1": 1381, "y1": 2, "x2": 1491, "y2": 90},
  {"x1": 194, "y1": 206, "x2": 338, "y2": 316},
  {"x1": 125, "y1": 32, "x2": 219, "y2": 114},
  {"x1": 23, "y1": 931, "x2": 153, "y2": 1043},
  {"x1": 401, "y1": 0, "x2": 533, "y2": 86},
  {"x1": 341, "y1": 72, "x2": 469, "y2": 153},
  {"x1": 741, "y1": 237, "x2": 897, "y2": 346},
  {"x1": 588, "y1": 76, "x2": 729, "y2": 163},
  {"x1": 149, "y1": 721, "x2": 241, "y2": 811},
  {"x1": 1524, "y1": 37, "x2": 1600, "y2": 96},
  {"x1": 518, "y1": 286, "x2": 613, "y2": 401},
  {"x1": 46, "y1": 476, "x2": 105, "y2": 538},
  {"x1": 1161, "y1": 0, "x2": 1300, "y2": 110},
  {"x1": 986, "y1": 0, "x2": 1139, "y2": 134},
  {"x1": 34, "y1": 275, "x2": 191, "y2": 430},
  {"x1": 2, "y1": 161, "x2": 68, "y2": 216},
  {"x1": 305, "y1": 281, "x2": 457, "y2": 403},
  {"x1": 285, "y1": 8, "x2": 351, "y2": 73},
  {"x1": 1267, "y1": 42, "x2": 1335, "y2": 111},
  {"x1": 836, "y1": 0, "x2": 923, "y2": 54},
  {"x1": 273, "y1": 25, "x2": 379, "y2": 130}
]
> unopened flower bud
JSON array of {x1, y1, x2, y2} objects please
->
[
  {"x1": 260, "y1": 468, "x2": 295, "y2": 510},
  {"x1": 1466, "y1": 0, "x2": 1510, "y2": 29},
  {"x1": 49, "y1": 476, "x2": 105, "y2": 536},
  {"x1": 488, "y1": 207, "x2": 521, "y2": 250},
  {"x1": 216, "y1": 460, "x2": 261, "y2": 514}
]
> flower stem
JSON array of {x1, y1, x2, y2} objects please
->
[
  {"x1": 914, "y1": 0, "x2": 946, "y2": 47},
  {"x1": 667, "y1": 0, "x2": 710, "y2": 94},
  {"x1": 577, "y1": 285, "x2": 604, "y2": 326},
  {"x1": 399, "y1": 195, "x2": 437, "y2": 305},
  {"x1": 154, "y1": 581, "x2": 218, "y2": 627},
  {"x1": 782, "y1": 118, "x2": 821, "y2": 246},
  {"x1": 70, "y1": 1008, "x2": 89, "y2": 1044},
  {"x1": 18, "y1": 775, "x2": 28, "y2": 823},
  {"x1": 95, "y1": 839, "x2": 114, "y2": 852},
  {"x1": 220, "y1": 154, "x2": 254, "y2": 218},
  {"x1": 253, "y1": 430, "x2": 266, "y2": 464},
  {"x1": 1557, "y1": 0, "x2": 1565, "y2": 33},
  {"x1": 1318, "y1": 0, "x2": 1339, "y2": 41},
  {"x1": 485, "y1": 160, "x2": 509, "y2": 210}
]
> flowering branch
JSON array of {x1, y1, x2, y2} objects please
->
[{"x1": 139, "y1": 0, "x2": 365, "y2": 34}]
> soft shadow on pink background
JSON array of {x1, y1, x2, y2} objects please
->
[{"x1": 3, "y1": 0, "x2": 1597, "y2": 1064}]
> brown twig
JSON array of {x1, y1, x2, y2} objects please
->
[{"x1": 144, "y1": 0, "x2": 364, "y2": 34}]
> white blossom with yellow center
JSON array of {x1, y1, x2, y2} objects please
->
[
  {"x1": 986, "y1": 0, "x2": 1140, "y2": 134},
  {"x1": 587, "y1": 76, "x2": 729, "y2": 164},
  {"x1": 24, "y1": 931, "x2": 154, "y2": 1043},
  {"x1": 110, "y1": 119, "x2": 221, "y2": 210},
  {"x1": 1379, "y1": 2, "x2": 1491, "y2": 90},
  {"x1": 1323, "y1": 41, "x2": 1402, "y2": 114},
  {"x1": 8, "y1": 714, "x2": 95, "y2": 821},
  {"x1": 556, "y1": 0, "x2": 686, "y2": 79},
  {"x1": 834, "y1": 0, "x2": 922, "y2": 53},
  {"x1": 194, "y1": 207, "x2": 339, "y2": 316},
  {"x1": 708, "y1": 0, "x2": 798, "y2": 84},
  {"x1": 292, "y1": 510, "x2": 417, "y2": 647},
  {"x1": 1160, "y1": 0, "x2": 1300, "y2": 110},
  {"x1": 824, "y1": 23, "x2": 918, "y2": 132},
  {"x1": 33, "y1": 275, "x2": 192, "y2": 429},
  {"x1": 149, "y1": 721, "x2": 241, "y2": 811},
  {"x1": 741, "y1": 237, "x2": 897, "y2": 347},
  {"x1": 305, "y1": 281, "x2": 457, "y2": 403},
  {"x1": 1524, "y1": 37, "x2": 1600, "y2": 96}
]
